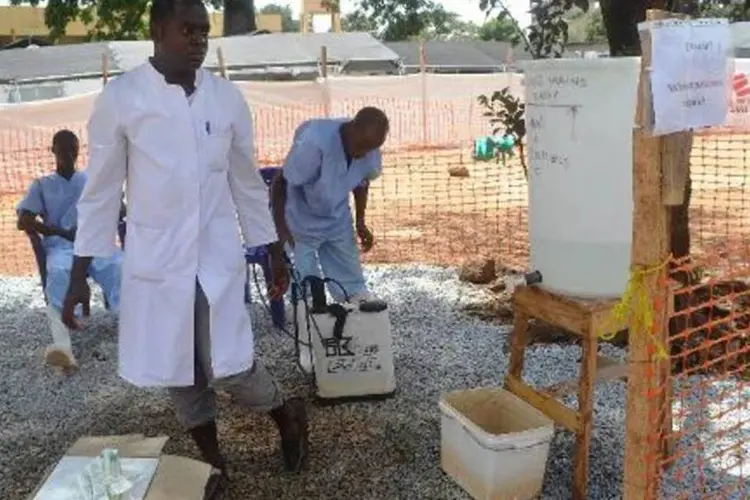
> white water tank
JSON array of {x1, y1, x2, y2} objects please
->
[{"x1": 523, "y1": 58, "x2": 641, "y2": 298}]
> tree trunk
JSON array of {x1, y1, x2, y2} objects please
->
[
  {"x1": 601, "y1": 0, "x2": 692, "y2": 264},
  {"x1": 599, "y1": 0, "x2": 650, "y2": 56},
  {"x1": 223, "y1": 0, "x2": 256, "y2": 36}
]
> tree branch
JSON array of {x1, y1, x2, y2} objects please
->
[{"x1": 486, "y1": 1, "x2": 532, "y2": 54}]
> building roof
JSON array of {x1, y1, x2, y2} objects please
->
[
  {"x1": 0, "y1": 41, "x2": 115, "y2": 82},
  {"x1": 385, "y1": 40, "x2": 533, "y2": 73},
  {"x1": 472, "y1": 41, "x2": 534, "y2": 64},
  {"x1": 732, "y1": 22, "x2": 750, "y2": 49},
  {"x1": 0, "y1": 32, "x2": 401, "y2": 83},
  {"x1": 213, "y1": 32, "x2": 399, "y2": 68},
  {"x1": 1, "y1": 36, "x2": 52, "y2": 50}
]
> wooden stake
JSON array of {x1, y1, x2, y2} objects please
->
[
  {"x1": 217, "y1": 47, "x2": 227, "y2": 79},
  {"x1": 657, "y1": 8, "x2": 692, "y2": 468},
  {"x1": 101, "y1": 53, "x2": 109, "y2": 86},
  {"x1": 319, "y1": 45, "x2": 330, "y2": 117},
  {"x1": 419, "y1": 41, "x2": 428, "y2": 147},
  {"x1": 623, "y1": 8, "x2": 690, "y2": 499},
  {"x1": 319, "y1": 45, "x2": 328, "y2": 78}
]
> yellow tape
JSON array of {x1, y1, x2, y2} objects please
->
[{"x1": 599, "y1": 256, "x2": 671, "y2": 361}]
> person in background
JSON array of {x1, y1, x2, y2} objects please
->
[
  {"x1": 270, "y1": 107, "x2": 389, "y2": 304},
  {"x1": 59, "y1": 0, "x2": 309, "y2": 489},
  {"x1": 16, "y1": 129, "x2": 123, "y2": 372}
]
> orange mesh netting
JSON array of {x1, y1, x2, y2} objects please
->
[
  {"x1": 640, "y1": 127, "x2": 750, "y2": 498},
  {"x1": 0, "y1": 73, "x2": 527, "y2": 276},
  {"x1": 3, "y1": 70, "x2": 750, "y2": 498}
]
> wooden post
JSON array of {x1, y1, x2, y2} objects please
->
[
  {"x1": 101, "y1": 53, "x2": 109, "y2": 86},
  {"x1": 216, "y1": 47, "x2": 227, "y2": 79},
  {"x1": 419, "y1": 41, "x2": 428, "y2": 147},
  {"x1": 655, "y1": 9, "x2": 692, "y2": 468},
  {"x1": 319, "y1": 45, "x2": 330, "y2": 117},
  {"x1": 623, "y1": 9, "x2": 691, "y2": 499},
  {"x1": 319, "y1": 45, "x2": 328, "y2": 79}
]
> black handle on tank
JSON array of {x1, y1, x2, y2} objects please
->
[{"x1": 301, "y1": 276, "x2": 328, "y2": 314}]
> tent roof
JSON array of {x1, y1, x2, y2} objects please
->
[{"x1": 0, "y1": 32, "x2": 401, "y2": 83}]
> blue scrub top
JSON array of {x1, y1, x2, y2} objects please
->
[
  {"x1": 17, "y1": 171, "x2": 88, "y2": 252},
  {"x1": 283, "y1": 118, "x2": 382, "y2": 242}
]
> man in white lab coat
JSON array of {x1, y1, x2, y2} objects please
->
[{"x1": 61, "y1": 0, "x2": 309, "y2": 485}]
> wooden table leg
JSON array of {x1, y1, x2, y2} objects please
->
[
  {"x1": 573, "y1": 332, "x2": 597, "y2": 500},
  {"x1": 507, "y1": 311, "x2": 531, "y2": 381}
]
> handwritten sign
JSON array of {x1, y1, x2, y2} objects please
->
[
  {"x1": 646, "y1": 18, "x2": 731, "y2": 135},
  {"x1": 530, "y1": 149, "x2": 570, "y2": 176},
  {"x1": 524, "y1": 73, "x2": 588, "y2": 105},
  {"x1": 523, "y1": 67, "x2": 588, "y2": 178},
  {"x1": 524, "y1": 98, "x2": 578, "y2": 177},
  {"x1": 323, "y1": 337, "x2": 383, "y2": 375}
]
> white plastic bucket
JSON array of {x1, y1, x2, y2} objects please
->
[{"x1": 440, "y1": 387, "x2": 555, "y2": 500}]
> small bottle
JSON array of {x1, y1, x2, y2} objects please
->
[
  {"x1": 77, "y1": 470, "x2": 95, "y2": 500},
  {"x1": 101, "y1": 448, "x2": 126, "y2": 500},
  {"x1": 102, "y1": 448, "x2": 118, "y2": 477}
]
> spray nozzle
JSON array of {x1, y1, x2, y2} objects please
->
[{"x1": 504, "y1": 270, "x2": 543, "y2": 294}]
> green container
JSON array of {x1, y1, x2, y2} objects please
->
[{"x1": 473, "y1": 135, "x2": 516, "y2": 162}]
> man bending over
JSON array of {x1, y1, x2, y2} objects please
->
[{"x1": 271, "y1": 107, "x2": 389, "y2": 303}]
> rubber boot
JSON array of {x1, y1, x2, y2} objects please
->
[
  {"x1": 189, "y1": 420, "x2": 228, "y2": 475},
  {"x1": 189, "y1": 421, "x2": 229, "y2": 498},
  {"x1": 44, "y1": 305, "x2": 78, "y2": 372},
  {"x1": 349, "y1": 290, "x2": 376, "y2": 304},
  {"x1": 269, "y1": 397, "x2": 309, "y2": 473}
]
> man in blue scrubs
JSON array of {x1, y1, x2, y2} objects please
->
[
  {"x1": 271, "y1": 107, "x2": 389, "y2": 303},
  {"x1": 17, "y1": 129, "x2": 123, "y2": 372}
]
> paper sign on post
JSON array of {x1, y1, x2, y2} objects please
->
[{"x1": 645, "y1": 18, "x2": 731, "y2": 135}]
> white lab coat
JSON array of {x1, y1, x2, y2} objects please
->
[{"x1": 74, "y1": 63, "x2": 278, "y2": 387}]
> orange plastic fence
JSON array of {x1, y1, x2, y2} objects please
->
[
  {"x1": 637, "y1": 132, "x2": 750, "y2": 499},
  {"x1": 0, "y1": 96, "x2": 528, "y2": 276},
  {"x1": 2, "y1": 75, "x2": 750, "y2": 499}
]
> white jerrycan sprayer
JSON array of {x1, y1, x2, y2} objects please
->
[{"x1": 292, "y1": 276, "x2": 396, "y2": 403}]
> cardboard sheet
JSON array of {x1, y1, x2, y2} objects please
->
[{"x1": 28, "y1": 435, "x2": 212, "y2": 500}]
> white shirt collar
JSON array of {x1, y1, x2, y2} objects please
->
[{"x1": 142, "y1": 60, "x2": 204, "y2": 91}]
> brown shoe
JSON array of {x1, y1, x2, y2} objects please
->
[
  {"x1": 269, "y1": 397, "x2": 309, "y2": 472},
  {"x1": 44, "y1": 346, "x2": 78, "y2": 374},
  {"x1": 203, "y1": 470, "x2": 229, "y2": 500},
  {"x1": 189, "y1": 421, "x2": 229, "y2": 478}
]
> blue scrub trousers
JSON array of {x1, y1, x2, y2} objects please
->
[
  {"x1": 290, "y1": 230, "x2": 367, "y2": 302},
  {"x1": 45, "y1": 245, "x2": 123, "y2": 313}
]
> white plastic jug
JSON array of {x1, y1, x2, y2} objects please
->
[{"x1": 295, "y1": 303, "x2": 396, "y2": 401}]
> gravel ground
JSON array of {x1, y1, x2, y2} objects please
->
[{"x1": 0, "y1": 265, "x2": 747, "y2": 499}]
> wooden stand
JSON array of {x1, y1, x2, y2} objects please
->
[
  {"x1": 505, "y1": 286, "x2": 628, "y2": 500},
  {"x1": 505, "y1": 9, "x2": 692, "y2": 499}
]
